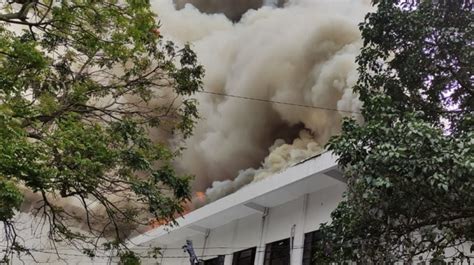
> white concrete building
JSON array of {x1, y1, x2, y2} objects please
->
[{"x1": 130, "y1": 151, "x2": 346, "y2": 265}]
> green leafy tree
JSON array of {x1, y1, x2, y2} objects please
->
[
  {"x1": 0, "y1": 0, "x2": 203, "y2": 263},
  {"x1": 315, "y1": 0, "x2": 473, "y2": 263}
]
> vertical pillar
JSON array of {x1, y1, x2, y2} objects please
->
[
  {"x1": 290, "y1": 194, "x2": 309, "y2": 265},
  {"x1": 254, "y1": 208, "x2": 269, "y2": 265}
]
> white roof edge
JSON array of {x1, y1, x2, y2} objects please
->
[{"x1": 128, "y1": 151, "x2": 339, "y2": 247}]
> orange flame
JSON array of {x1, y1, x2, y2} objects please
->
[
  {"x1": 195, "y1": 192, "x2": 206, "y2": 203},
  {"x1": 147, "y1": 192, "x2": 207, "y2": 230}
]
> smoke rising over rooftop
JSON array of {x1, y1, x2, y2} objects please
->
[
  {"x1": 153, "y1": 0, "x2": 369, "y2": 200},
  {"x1": 4, "y1": 0, "x2": 371, "y2": 247}
]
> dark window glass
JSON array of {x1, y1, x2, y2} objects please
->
[
  {"x1": 203, "y1": 255, "x2": 225, "y2": 265},
  {"x1": 232, "y1": 247, "x2": 256, "y2": 265},
  {"x1": 302, "y1": 230, "x2": 322, "y2": 265},
  {"x1": 264, "y1": 238, "x2": 290, "y2": 265}
]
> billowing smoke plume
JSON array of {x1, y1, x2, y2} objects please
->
[
  {"x1": 152, "y1": 0, "x2": 369, "y2": 201},
  {"x1": 205, "y1": 130, "x2": 322, "y2": 202}
]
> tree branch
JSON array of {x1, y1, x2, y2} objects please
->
[{"x1": 0, "y1": 1, "x2": 37, "y2": 22}]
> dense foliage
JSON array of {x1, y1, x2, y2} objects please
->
[
  {"x1": 316, "y1": 0, "x2": 473, "y2": 263},
  {"x1": 0, "y1": 0, "x2": 203, "y2": 263},
  {"x1": 356, "y1": 0, "x2": 472, "y2": 133}
]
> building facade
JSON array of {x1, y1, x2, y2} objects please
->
[{"x1": 130, "y1": 152, "x2": 346, "y2": 265}]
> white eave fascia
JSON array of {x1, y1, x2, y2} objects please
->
[{"x1": 129, "y1": 151, "x2": 340, "y2": 247}]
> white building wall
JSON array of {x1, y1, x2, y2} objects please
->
[
  {"x1": 304, "y1": 183, "x2": 346, "y2": 232},
  {"x1": 145, "y1": 183, "x2": 347, "y2": 265}
]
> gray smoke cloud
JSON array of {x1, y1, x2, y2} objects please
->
[
  {"x1": 173, "y1": 0, "x2": 286, "y2": 21},
  {"x1": 152, "y1": 0, "x2": 369, "y2": 201}
]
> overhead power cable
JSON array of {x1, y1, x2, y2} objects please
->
[
  {"x1": 5, "y1": 246, "x2": 309, "y2": 260},
  {"x1": 197, "y1": 90, "x2": 361, "y2": 114},
  {"x1": 197, "y1": 90, "x2": 468, "y2": 114}
]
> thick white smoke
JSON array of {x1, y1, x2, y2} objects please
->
[
  {"x1": 152, "y1": 0, "x2": 369, "y2": 201},
  {"x1": 205, "y1": 130, "x2": 322, "y2": 202}
]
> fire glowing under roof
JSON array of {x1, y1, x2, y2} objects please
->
[{"x1": 129, "y1": 151, "x2": 342, "y2": 247}]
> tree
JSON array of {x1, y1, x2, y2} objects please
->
[
  {"x1": 315, "y1": 0, "x2": 473, "y2": 263},
  {"x1": 0, "y1": 0, "x2": 203, "y2": 263}
]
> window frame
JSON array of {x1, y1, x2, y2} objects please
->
[
  {"x1": 263, "y1": 238, "x2": 291, "y2": 265},
  {"x1": 202, "y1": 255, "x2": 225, "y2": 265},
  {"x1": 232, "y1": 247, "x2": 257, "y2": 265},
  {"x1": 302, "y1": 230, "x2": 323, "y2": 265}
]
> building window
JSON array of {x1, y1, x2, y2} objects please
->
[
  {"x1": 232, "y1": 247, "x2": 256, "y2": 265},
  {"x1": 302, "y1": 230, "x2": 323, "y2": 265},
  {"x1": 264, "y1": 238, "x2": 290, "y2": 265},
  {"x1": 203, "y1": 255, "x2": 225, "y2": 265}
]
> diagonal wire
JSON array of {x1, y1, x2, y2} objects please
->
[{"x1": 197, "y1": 90, "x2": 361, "y2": 114}]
